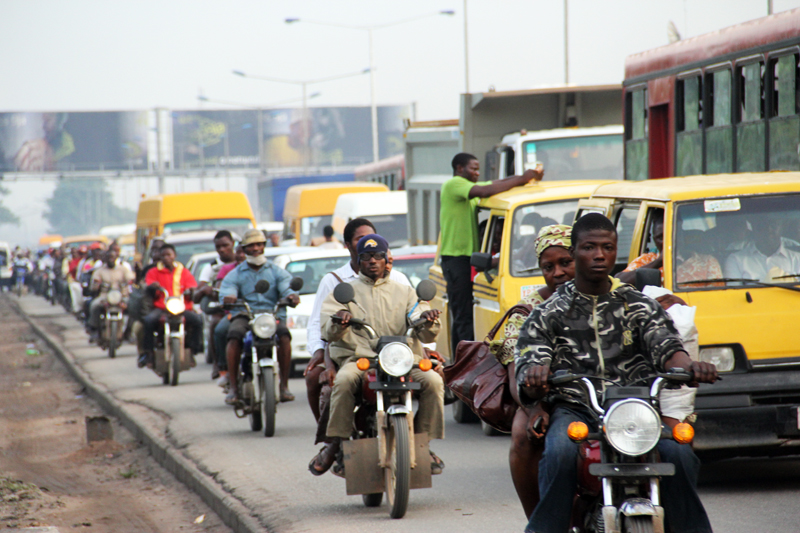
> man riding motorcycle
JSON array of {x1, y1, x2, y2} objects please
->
[
  {"x1": 218, "y1": 229, "x2": 300, "y2": 405},
  {"x1": 309, "y1": 234, "x2": 445, "y2": 476},
  {"x1": 515, "y1": 213, "x2": 718, "y2": 533},
  {"x1": 87, "y1": 248, "x2": 135, "y2": 342}
]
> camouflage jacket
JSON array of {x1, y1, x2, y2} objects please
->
[{"x1": 514, "y1": 277, "x2": 685, "y2": 407}]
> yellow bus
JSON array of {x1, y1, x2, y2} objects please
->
[
  {"x1": 283, "y1": 182, "x2": 388, "y2": 246},
  {"x1": 64, "y1": 234, "x2": 109, "y2": 248},
  {"x1": 38, "y1": 234, "x2": 63, "y2": 249},
  {"x1": 135, "y1": 191, "x2": 256, "y2": 259}
]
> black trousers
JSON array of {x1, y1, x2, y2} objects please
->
[
  {"x1": 142, "y1": 308, "x2": 204, "y2": 355},
  {"x1": 441, "y1": 255, "x2": 474, "y2": 354}
]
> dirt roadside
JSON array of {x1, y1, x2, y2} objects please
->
[{"x1": 0, "y1": 294, "x2": 233, "y2": 533}]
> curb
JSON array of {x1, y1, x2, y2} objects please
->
[{"x1": 7, "y1": 296, "x2": 268, "y2": 533}]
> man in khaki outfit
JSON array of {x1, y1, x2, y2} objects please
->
[{"x1": 309, "y1": 234, "x2": 445, "y2": 476}]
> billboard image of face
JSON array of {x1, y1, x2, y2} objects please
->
[{"x1": 0, "y1": 111, "x2": 148, "y2": 172}]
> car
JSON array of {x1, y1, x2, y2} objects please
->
[
  {"x1": 389, "y1": 245, "x2": 437, "y2": 288},
  {"x1": 0, "y1": 241, "x2": 11, "y2": 288},
  {"x1": 272, "y1": 248, "x2": 351, "y2": 375},
  {"x1": 158, "y1": 231, "x2": 229, "y2": 266},
  {"x1": 185, "y1": 251, "x2": 219, "y2": 281}
]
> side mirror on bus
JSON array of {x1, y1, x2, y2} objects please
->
[{"x1": 470, "y1": 252, "x2": 492, "y2": 272}]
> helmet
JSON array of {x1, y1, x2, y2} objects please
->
[
  {"x1": 89, "y1": 242, "x2": 104, "y2": 250},
  {"x1": 241, "y1": 229, "x2": 267, "y2": 247},
  {"x1": 78, "y1": 245, "x2": 89, "y2": 254}
]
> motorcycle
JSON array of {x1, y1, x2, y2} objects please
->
[
  {"x1": 547, "y1": 368, "x2": 701, "y2": 533},
  {"x1": 98, "y1": 287, "x2": 125, "y2": 359},
  {"x1": 42, "y1": 268, "x2": 57, "y2": 305},
  {"x1": 151, "y1": 287, "x2": 193, "y2": 386},
  {"x1": 13, "y1": 262, "x2": 28, "y2": 297},
  {"x1": 218, "y1": 277, "x2": 303, "y2": 437},
  {"x1": 328, "y1": 279, "x2": 439, "y2": 519}
]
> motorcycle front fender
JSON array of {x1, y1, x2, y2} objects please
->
[
  {"x1": 619, "y1": 497, "x2": 657, "y2": 516},
  {"x1": 258, "y1": 357, "x2": 275, "y2": 368},
  {"x1": 386, "y1": 405, "x2": 411, "y2": 416}
]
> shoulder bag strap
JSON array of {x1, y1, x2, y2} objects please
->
[{"x1": 486, "y1": 303, "x2": 534, "y2": 341}]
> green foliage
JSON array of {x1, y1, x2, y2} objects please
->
[
  {"x1": 0, "y1": 185, "x2": 19, "y2": 225},
  {"x1": 44, "y1": 178, "x2": 135, "y2": 236}
]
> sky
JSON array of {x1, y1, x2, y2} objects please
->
[{"x1": 2, "y1": 0, "x2": 800, "y2": 246}]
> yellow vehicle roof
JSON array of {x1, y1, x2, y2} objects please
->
[
  {"x1": 38, "y1": 234, "x2": 63, "y2": 245},
  {"x1": 589, "y1": 172, "x2": 800, "y2": 202},
  {"x1": 64, "y1": 234, "x2": 109, "y2": 245},
  {"x1": 136, "y1": 191, "x2": 255, "y2": 226},
  {"x1": 283, "y1": 182, "x2": 389, "y2": 219},
  {"x1": 479, "y1": 180, "x2": 618, "y2": 210}
]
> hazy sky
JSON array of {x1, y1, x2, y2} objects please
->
[{"x1": 3, "y1": 0, "x2": 800, "y2": 121}]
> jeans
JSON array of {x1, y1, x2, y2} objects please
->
[
  {"x1": 526, "y1": 405, "x2": 713, "y2": 533},
  {"x1": 441, "y1": 255, "x2": 474, "y2": 354}
]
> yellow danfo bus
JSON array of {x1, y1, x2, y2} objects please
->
[{"x1": 135, "y1": 191, "x2": 256, "y2": 261}]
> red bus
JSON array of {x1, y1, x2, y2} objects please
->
[
  {"x1": 623, "y1": 8, "x2": 800, "y2": 180},
  {"x1": 354, "y1": 154, "x2": 405, "y2": 190}
]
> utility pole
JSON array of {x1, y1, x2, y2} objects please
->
[
  {"x1": 564, "y1": 0, "x2": 569, "y2": 85},
  {"x1": 464, "y1": 0, "x2": 470, "y2": 93}
]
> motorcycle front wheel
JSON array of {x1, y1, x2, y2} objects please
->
[
  {"x1": 245, "y1": 378, "x2": 263, "y2": 432},
  {"x1": 108, "y1": 321, "x2": 118, "y2": 359},
  {"x1": 262, "y1": 370, "x2": 276, "y2": 437},
  {"x1": 623, "y1": 515, "x2": 655, "y2": 533},
  {"x1": 384, "y1": 414, "x2": 410, "y2": 519},
  {"x1": 169, "y1": 337, "x2": 181, "y2": 386}
]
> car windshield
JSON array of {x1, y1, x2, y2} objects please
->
[
  {"x1": 190, "y1": 257, "x2": 215, "y2": 279},
  {"x1": 371, "y1": 214, "x2": 408, "y2": 247},
  {"x1": 299, "y1": 215, "x2": 333, "y2": 246},
  {"x1": 165, "y1": 218, "x2": 252, "y2": 237},
  {"x1": 673, "y1": 194, "x2": 800, "y2": 290},
  {"x1": 392, "y1": 256, "x2": 434, "y2": 288},
  {"x1": 284, "y1": 256, "x2": 349, "y2": 295},
  {"x1": 510, "y1": 200, "x2": 580, "y2": 277},
  {"x1": 172, "y1": 242, "x2": 217, "y2": 265},
  {"x1": 521, "y1": 134, "x2": 623, "y2": 181}
]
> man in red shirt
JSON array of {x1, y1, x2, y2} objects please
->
[{"x1": 140, "y1": 244, "x2": 202, "y2": 368}]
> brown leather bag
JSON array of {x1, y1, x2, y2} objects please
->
[{"x1": 443, "y1": 304, "x2": 533, "y2": 433}]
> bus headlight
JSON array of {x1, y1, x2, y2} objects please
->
[
  {"x1": 698, "y1": 347, "x2": 734, "y2": 372},
  {"x1": 252, "y1": 314, "x2": 277, "y2": 339},
  {"x1": 378, "y1": 342, "x2": 414, "y2": 377},
  {"x1": 165, "y1": 296, "x2": 186, "y2": 315},
  {"x1": 604, "y1": 399, "x2": 661, "y2": 456},
  {"x1": 106, "y1": 289, "x2": 123, "y2": 306}
]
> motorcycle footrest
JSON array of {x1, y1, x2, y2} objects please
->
[
  {"x1": 589, "y1": 463, "x2": 675, "y2": 478},
  {"x1": 368, "y1": 381, "x2": 421, "y2": 391}
]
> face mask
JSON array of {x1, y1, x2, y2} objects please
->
[{"x1": 245, "y1": 254, "x2": 267, "y2": 267}]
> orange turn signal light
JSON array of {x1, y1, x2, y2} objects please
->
[
  {"x1": 672, "y1": 422, "x2": 695, "y2": 444},
  {"x1": 356, "y1": 358, "x2": 370, "y2": 371},
  {"x1": 418, "y1": 359, "x2": 433, "y2": 372},
  {"x1": 567, "y1": 421, "x2": 589, "y2": 442}
]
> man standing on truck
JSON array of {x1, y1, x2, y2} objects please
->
[{"x1": 439, "y1": 152, "x2": 543, "y2": 353}]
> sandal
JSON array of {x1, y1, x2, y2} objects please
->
[
  {"x1": 430, "y1": 450, "x2": 445, "y2": 475},
  {"x1": 308, "y1": 440, "x2": 340, "y2": 476}
]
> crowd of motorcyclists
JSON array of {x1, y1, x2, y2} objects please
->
[{"x1": 10, "y1": 158, "x2": 721, "y2": 530}]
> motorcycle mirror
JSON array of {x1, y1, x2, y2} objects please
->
[
  {"x1": 289, "y1": 277, "x2": 304, "y2": 292},
  {"x1": 254, "y1": 279, "x2": 270, "y2": 293},
  {"x1": 332, "y1": 282, "x2": 355, "y2": 305},
  {"x1": 415, "y1": 279, "x2": 437, "y2": 302},
  {"x1": 634, "y1": 268, "x2": 661, "y2": 292}
]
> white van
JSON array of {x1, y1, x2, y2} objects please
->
[
  {"x1": 331, "y1": 191, "x2": 409, "y2": 247},
  {"x1": 0, "y1": 241, "x2": 12, "y2": 287}
]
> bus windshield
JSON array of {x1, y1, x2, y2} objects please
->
[
  {"x1": 510, "y1": 200, "x2": 580, "y2": 277},
  {"x1": 521, "y1": 134, "x2": 623, "y2": 181},
  {"x1": 673, "y1": 194, "x2": 800, "y2": 290},
  {"x1": 164, "y1": 218, "x2": 252, "y2": 237}
]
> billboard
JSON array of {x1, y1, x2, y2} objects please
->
[
  {"x1": 0, "y1": 111, "x2": 148, "y2": 172},
  {"x1": 172, "y1": 105, "x2": 410, "y2": 170}
]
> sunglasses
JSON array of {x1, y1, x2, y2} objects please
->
[{"x1": 359, "y1": 251, "x2": 387, "y2": 262}]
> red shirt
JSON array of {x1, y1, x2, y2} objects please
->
[
  {"x1": 145, "y1": 261, "x2": 197, "y2": 311},
  {"x1": 68, "y1": 257, "x2": 81, "y2": 279}
]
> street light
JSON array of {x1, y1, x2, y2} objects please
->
[
  {"x1": 232, "y1": 68, "x2": 368, "y2": 172},
  {"x1": 285, "y1": 10, "x2": 456, "y2": 163}
]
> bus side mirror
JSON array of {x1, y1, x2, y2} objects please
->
[{"x1": 470, "y1": 252, "x2": 492, "y2": 272}]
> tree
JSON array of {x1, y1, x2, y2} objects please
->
[
  {"x1": 0, "y1": 185, "x2": 19, "y2": 225},
  {"x1": 44, "y1": 178, "x2": 135, "y2": 236}
]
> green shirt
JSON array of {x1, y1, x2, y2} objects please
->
[{"x1": 439, "y1": 176, "x2": 491, "y2": 257}]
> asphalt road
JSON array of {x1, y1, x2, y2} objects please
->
[{"x1": 15, "y1": 294, "x2": 800, "y2": 533}]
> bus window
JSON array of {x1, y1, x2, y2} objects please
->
[
  {"x1": 736, "y1": 60, "x2": 766, "y2": 172},
  {"x1": 768, "y1": 52, "x2": 800, "y2": 170},
  {"x1": 676, "y1": 74, "x2": 703, "y2": 176},
  {"x1": 625, "y1": 88, "x2": 648, "y2": 181},
  {"x1": 614, "y1": 204, "x2": 641, "y2": 268},
  {"x1": 705, "y1": 67, "x2": 734, "y2": 174}
]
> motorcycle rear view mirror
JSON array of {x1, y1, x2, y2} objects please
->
[
  {"x1": 634, "y1": 268, "x2": 661, "y2": 292},
  {"x1": 333, "y1": 282, "x2": 355, "y2": 304},
  {"x1": 254, "y1": 279, "x2": 270, "y2": 293},
  {"x1": 415, "y1": 279, "x2": 437, "y2": 302},
  {"x1": 289, "y1": 277, "x2": 304, "y2": 292}
]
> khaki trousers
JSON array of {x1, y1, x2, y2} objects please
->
[{"x1": 326, "y1": 360, "x2": 445, "y2": 440}]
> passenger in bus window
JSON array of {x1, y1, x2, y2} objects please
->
[
  {"x1": 724, "y1": 214, "x2": 800, "y2": 282},
  {"x1": 616, "y1": 212, "x2": 664, "y2": 286},
  {"x1": 675, "y1": 230, "x2": 723, "y2": 288}
]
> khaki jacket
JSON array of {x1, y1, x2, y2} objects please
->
[{"x1": 321, "y1": 272, "x2": 439, "y2": 367}]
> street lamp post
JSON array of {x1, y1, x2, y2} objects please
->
[
  {"x1": 285, "y1": 10, "x2": 455, "y2": 163},
  {"x1": 233, "y1": 68, "x2": 369, "y2": 172}
]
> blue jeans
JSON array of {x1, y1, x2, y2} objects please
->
[{"x1": 525, "y1": 405, "x2": 713, "y2": 533}]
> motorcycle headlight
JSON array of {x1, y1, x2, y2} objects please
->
[
  {"x1": 603, "y1": 399, "x2": 662, "y2": 456},
  {"x1": 107, "y1": 289, "x2": 123, "y2": 306},
  {"x1": 251, "y1": 314, "x2": 277, "y2": 339},
  {"x1": 698, "y1": 346, "x2": 734, "y2": 372},
  {"x1": 286, "y1": 314, "x2": 309, "y2": 329},
  {"x1": 378, "y1": 342, "x2": 414, "y2": 377},
  {"x1": 165, "y1": 296, "x2": 186, "y2": 315}
]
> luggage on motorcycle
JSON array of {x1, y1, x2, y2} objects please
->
[{"x1": 442, "y1": 303, "x2": 531, "y2": 433}]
